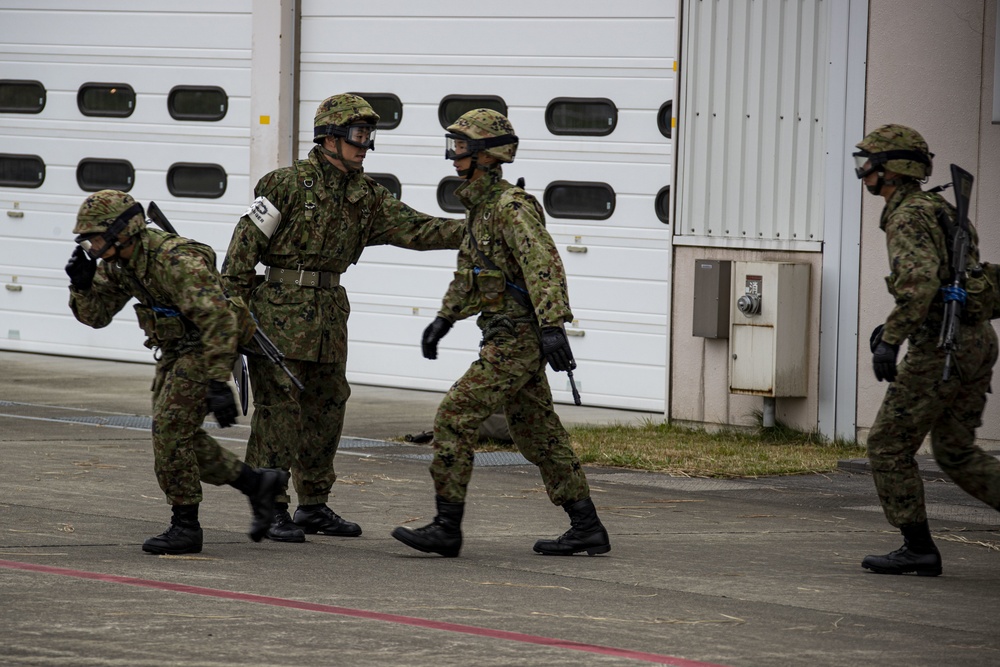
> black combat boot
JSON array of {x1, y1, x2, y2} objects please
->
[
  {"x1": 229, "y1": 464, "x2": 290, "y2": 542},
  {"x1": 862, "y1": 521, "x2": 942, "y2": 576},
  {"x1": 390, "y1": 496, "x2": 464, "y2": 557},
  {"x1": 533, "y1": 498, "x2": 611, "y2": 556},
  {"x1": 142, "y1": 504, "x2": 203, "y2": 555},
  {"x1": 267, "y1": 503, "x2": 306, "y2": 543},
  {"x1": 293, "y1": 504, "x2": 362, "y2": 537}
]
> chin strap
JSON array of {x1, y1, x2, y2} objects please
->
[{"x1": 319, "y1": 138, "x2": 363, "y2": 172}]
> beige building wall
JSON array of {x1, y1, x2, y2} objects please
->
[{"x1": 857, "y1": 0, "x2": 1000, "y2": 445}]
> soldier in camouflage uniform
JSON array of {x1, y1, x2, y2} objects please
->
[
  {"x1": 222, "y1": 94, "x2": 464, "y2": 542},
  {"x1": 391, "y1": 109, "x2": 611, "y2": 558},
  {"x1": 855, "y1": 125, "x2": 1000, "y2": 576},
  {"x1": 65, "y1": 190, "x2": 287, "y2": 555}
]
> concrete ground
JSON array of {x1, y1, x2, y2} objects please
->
[{"x1": 1, "y1": 349, "x2": 999, "y2": 667}]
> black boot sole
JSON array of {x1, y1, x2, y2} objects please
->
[
  {"x1": 265, "y1": 530, "x2": 306, "y2": 543},
  {"x1": 142, "y1": 543, "x2": 203, "y2": 555},
  {"x1": 534, "y1": 543, "x2": 611, "y2": 556},
  {"x1": 862, "y1": 564, "x2": 942, "y2": 576},
  {"x1": 299, "y1": 525, "x2": 362, "y2": 537},
  {"x1": 391, "y1": 527, "x2": 460, "y2": 557}
]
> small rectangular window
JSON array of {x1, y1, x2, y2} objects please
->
[
  {"x1": 167, "y1": 163, "x2": 227, "y2": 198},
  {"x1": 438, "y1": 95, "x2": 507, "y2": 129},
  {"x1": 0, "y1": 154, "x2": 45, "y2": 188},
  {"x1": 168, "y1": 86, "x2": 228, "y2": 121},
  {"x1": 543, "y1": 181, "x2": 616, "y2": 220},
  {"x1": 545, "y1": 98, "x2": 617, "y2": 136},
  {"x1": 436, "y1": 177, "x2": 466, "y2": 213},
  {"x1": 349, "y1": 93, "x2": 402, "y2": 129},
  {"x1": 78, "y1": 83, "x2": 135, "y2": 118},
  {"x1": 77, "y1": 158, "x2": 134, "y2": 192},
  {"x1": 368, "y1": 173, "x2": 401, "y2": 199},
  {"x1": 0, "y1": 80, "x2": 46, "y2": 114}
]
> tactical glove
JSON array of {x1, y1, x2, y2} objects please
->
[
  {"x1": 872, "y1": 340, "x2": 899, "y2": 383},
  {"x1": 206, "y1": 379, "x2": 238, "y2": 428},
  {"x1": 540, "y1": 327, "x2": 575, "y2": 372},
  {"x1": 869, "y1": 324, "x2": 885, "y2": 354},
  {"x1": 422, "y1": 316, "x2": 452, "y2": 360},
  {"x1": 65, "y1": 247, "x2": 97, "y2": 291}
]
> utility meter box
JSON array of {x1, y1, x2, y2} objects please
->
[{"x1": 729, "y1": 262, "x2": 810, "y2": 397}]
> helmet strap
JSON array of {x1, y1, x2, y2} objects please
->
[{"x1": 319, "y1": 138, "x2": 363, "y2": 173}]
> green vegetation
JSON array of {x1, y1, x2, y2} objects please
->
[{"x1": 481, "y1": 416, "x2": 866, "y2": 478}]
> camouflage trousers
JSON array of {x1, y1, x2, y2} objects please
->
[
  {"x1": 431, "y1": 321, "x2": 590, "y2": 505},
  {"x1": 868, "y1": 320, "x2": 1000, "y2": 526},
  {"x1": 151, "y1": 348, "x2": 243, "y2": 506},
  {"x1": 246, "y1": 355, "x2": 350, "y2": 505}
]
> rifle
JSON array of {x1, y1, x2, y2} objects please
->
[
  {"x1": 146, "y1": 201, "x2": 305, "y2": 408},
  {"x1": 937, "y1": 164, "x2": 975, "y2": 381}
]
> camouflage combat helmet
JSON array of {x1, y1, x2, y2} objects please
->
[
  {"x1": 73, "y1": 190, "x2": 147, "y2": 259},
  {"x1": 313, "y1": 93, "x2": 380, "y2": 144},
  {"x1": 854, "y1": 124, "x2": 933, "y2": 180},
  {"x1": 446, "y1": 108, "x2": 518, "y2": 163}
]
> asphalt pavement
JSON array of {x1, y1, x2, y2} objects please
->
[{"x1": 2, "y1": 350, "x2": 999, "y2": 667}]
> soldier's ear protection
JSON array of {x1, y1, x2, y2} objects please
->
[{"x1": 75, "y1": 202, "x2": 144, "y2": 259}]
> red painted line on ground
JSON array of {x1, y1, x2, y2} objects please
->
[{"x1": 0, "y1": 559, "x2": 730, "y2": 667}]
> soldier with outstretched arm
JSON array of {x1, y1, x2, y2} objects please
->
[{"x1": 221, "y1": 94, "x2": 464, "y2": 542}]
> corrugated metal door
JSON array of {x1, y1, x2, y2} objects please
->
[
  {"x1": 0, "y1": 0, "x2": 252, "y2": 362},
  {"x1": 297, "y1": 1, "x2": 676, "y2": 410}
]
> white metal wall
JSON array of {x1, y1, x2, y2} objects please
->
[
  {"x1": 675, "y1": 0, "x2": 829, "y2": 251},
  {"x1": 298, "y1": 1, "x2": 676, "y2": 411},
  {"x1": 0, "y1": 0, "x2": 252, "y2": 362}
]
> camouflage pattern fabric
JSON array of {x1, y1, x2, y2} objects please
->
[
  {"x1": 438, "y1": 168, "x2": 572, "y2": 327},
  {"x1": 68, "y1": 227, "x2": 247, "y2": 504},
  {"x1": 856, "y1": 124, "x2": 933, "y2": 179},
  {"x1": 430, "y1": 167, "x2": 588, "y2": 505},
  {"x1": 867, "y1": 182, "x2": 1000, "y2": 526},
  {"x1": 222, "y1": 146, "x2": 464, "y2": 503},
  {"x1": 244, "y1": 356, "x2": 349, "y2": 505}
]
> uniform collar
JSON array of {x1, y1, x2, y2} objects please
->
[
  {"x1": 456, "y1": 166, "x2": 504, "y2": 208},
  {"x1": 308, "y1": 146, "x2": 367, "y2": 203},
  {"x1": 880, "y1": 181, "x2": 922, "y2": 230}
]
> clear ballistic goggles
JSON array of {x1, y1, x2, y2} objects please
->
[
  {"x1": 852, "y1": 151, "x2": 877, "y2": 179},
  {"x1": 74, "y1": 202, "x2": 144, "y2": 259},
  {"x1": 445, "y1": 133, "x2": 475, "y2": 160}
]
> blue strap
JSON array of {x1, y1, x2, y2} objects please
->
[
  {"x1": 940, "y1": 285, "x2": 967, "y2": 304},
  {"x1": 151, "y1": 305, "x2": 181, "y2": 317}
]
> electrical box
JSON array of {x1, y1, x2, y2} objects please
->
[
  {"x1": 729, "y1": 262, "x2": 810, "y2": 397},
  {"x1": 692, "y1": 259, "x2": 731, "y2": 338}
]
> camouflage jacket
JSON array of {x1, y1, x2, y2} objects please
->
[
  {"x1": 438, "y1": 168, "x2": 573, "y2": 328},
  {"x1": 222, "y1": 146, "x2": 464, "y2": 363},
  {"x1": 880, "y1": 181, "x2": 981, "y2": 346},
  {"x1": 69, "y1": 228, "x2": 242, "y2": 382}
]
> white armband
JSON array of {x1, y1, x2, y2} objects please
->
[{"x1": 244, "y1": 196, "x2": 281, "y2": 239}]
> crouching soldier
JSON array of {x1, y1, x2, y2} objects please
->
[{"x1": 65, "y1": 189, "x2": 287, "y2": 555}]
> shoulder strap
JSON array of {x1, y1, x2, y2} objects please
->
[{"x1": 466, "y1": 217, "x2": 533, "y2": 312}]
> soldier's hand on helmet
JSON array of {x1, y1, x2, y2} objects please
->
[
  {"x1": 540, "y1": 327, "x2": 575, "y2": 372},
  {"x1": 422, "y1": 316, "x2": 452, "y2": 360},
  {"x1": 872, "y1": 339, "x2": 899, "y2": 383},
  {"x1": 206, "y1": 379, "x2": 238, "y2": 428},
  {"x1": 65, "y1": 246, "x2": 97, "y2": 291}
]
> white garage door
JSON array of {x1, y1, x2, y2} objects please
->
[
  {"x1": 0, "y1": 0, "x2": 252, "y2": 362},
  {"x1": 298, "y1": 1, "x2": 676, "y2": 411}
]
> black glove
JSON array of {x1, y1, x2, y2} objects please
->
[
  {"x1": 540, "y1": 327, "x2": 575, "y2": 372},
  {"x1": 65, "y1": 246, "x2": 97, "y2": 291},
  {"x1": 869, "y1": 324, "x2": 885, "y2": 354},
  {"x1": 422, "y1": 316, "x2": 452, "y2": 360},
  {"x1": 872, "y1": 340, "x2": 899, "y2": 383},
  {"x1": 206, "y1": 379, "x2": 238, "y2": 428}
]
